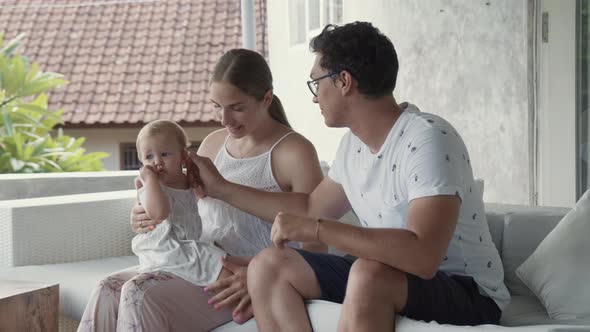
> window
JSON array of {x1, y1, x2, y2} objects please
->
[
  {"x1": 120, "y1": 142, "x2": 202, "y2": 171},
  {"x1": 289, "y1": 0, "x2": 343, "y2": 46},
  {"x1": 537, "y1": 0, "x2": 582, "y2": 206},
  {"x1": 308, "y1": 0, "x2": 320, "y2": 31},
  {"x1": 323, "y1": 0, "x2": 342, "y2": 27},
  {"x1": 120, "y1": 143, "x2": 141, "y2": 170},
  {"x1": 289, "y1": 0, "x2": 306, "y2": 45}
]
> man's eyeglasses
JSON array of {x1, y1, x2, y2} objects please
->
[{"x1": 306, "y1": 72, "x2": 338, "y2": 97}]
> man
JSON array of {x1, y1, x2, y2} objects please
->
[{"x1": 191, "y1": 21, "x2": 509, "y2": 332}]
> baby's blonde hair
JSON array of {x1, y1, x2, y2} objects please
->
[{"x1": 136, "y1": 120, "x2": 190, "y2": 160}]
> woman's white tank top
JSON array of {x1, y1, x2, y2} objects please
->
[{"x1": 197, "y1": 132, "x2": 295, "y2": 257}]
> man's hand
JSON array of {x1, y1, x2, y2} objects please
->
[
  {"x1": 271, "y1": 212, "x2": 319, "y2": 248},
  {"x1": 187, "y1": 151, "x2": 227, "y2": 199},
  {"x1": 205, "y1": 256, "x2": 253, "y2": 323}
]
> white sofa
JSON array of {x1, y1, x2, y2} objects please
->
[{"x1": 1, "y1": 189, "x2": 590, "y2": 331}]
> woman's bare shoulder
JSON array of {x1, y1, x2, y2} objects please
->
[
  {"x1": 277, "y1": 131, "x2": 315, "y2": 150},
  {"x1": 273, "y1": 132, "x2": 320, "y2": 167},
  {"x1": 272, "y1": 131, "x2": 323, "y2": 192},
  {"x1": 197, "y1": 128, "x2": 228, "y2": 159}
]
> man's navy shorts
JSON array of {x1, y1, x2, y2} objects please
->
[{"x1": 296, "y1": 249, "x2": 501, "y2": 325}]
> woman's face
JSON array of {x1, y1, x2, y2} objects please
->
[{"x1": 209, "y1": 81, "x2": 268, "y2": 139}]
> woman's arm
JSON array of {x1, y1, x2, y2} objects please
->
[
  {"x1": 271, "y1": 134, "x2": 328, "y2": 253},
  {"x1": 190, "y1": 133, "x2": 352, "y2": 225}
]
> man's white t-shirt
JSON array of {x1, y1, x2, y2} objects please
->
[{"x1": 328, "y1": 103, "x2": 510, "y2": 310}]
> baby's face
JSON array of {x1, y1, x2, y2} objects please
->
[{"x1": 139, "y1": 133, "x2": 185, "y2": 182}]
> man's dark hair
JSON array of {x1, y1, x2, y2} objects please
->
[{"x1": 309, "y1": 21, "x2": 398, "y2": 98}]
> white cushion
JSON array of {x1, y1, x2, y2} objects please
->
[
  {"x1": 516, "y1": 189, "x2": 590, "y2": 320},
  {"x1": 215, "y1": 299, "x2": 589, "y2": 332},
  {"x1": 213, "y1": 300, "x2": 342, "y2": 332}
]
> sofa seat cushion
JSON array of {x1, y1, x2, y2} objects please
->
[
  {"x1": 0, "y1": 255, "x2": 138, "y2": 320},
  {"x1": 215, "y1": 299, "x2": 590, "y2": 332},
  {"x1": 214, "y1": 299, "x2": 523, "y2": 332},
  {"x1": 2, "y1": 255, "x2": 589, "y2": 332},
  {"x1": 212, "y1": 300, "x2": 344, "y2": 331},
  {"x1": 501, "y1": 295, "x2": 590, "y2": 327}
]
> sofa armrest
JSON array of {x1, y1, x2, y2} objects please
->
[
  {"x1": 485, "y1": 202, "x2": 570, "y2": 217},
  {"x1": 0, "y1": 190, "x2": 137, "y2": 268}
]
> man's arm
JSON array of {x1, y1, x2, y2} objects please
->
[{"x1": 273, "y1": 195, "x2": 460, "y2": 279}]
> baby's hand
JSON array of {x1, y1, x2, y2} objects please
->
[{"x1": 139, "y1": 165, "x2": 159, "y2": 182}]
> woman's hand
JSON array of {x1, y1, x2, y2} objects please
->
[
  {"x1": 187, "y1": 152, "x2": 228, "y2": 199},
  {"x1": 205, "y1": 256, "x2": 253, "y2": 323},
  {"x1": 130, "y1": 202, "x2": 158, "y2": 234},
  {"x1": 130, "y1": 179, "x2": 158, "y2": 234},
  {"x1": 185, "y1": 153, "x2": 203, "y2": 192}
]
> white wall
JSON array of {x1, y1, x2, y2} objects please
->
[
  {"x1": 267, "y1": 1, "x2": 349, "y2": 165},
  {"x1": 268, "y1": 0, "x2": 531, "y2": 205},
  {"x1": 64, "y1": 126, "x2": 221, "y2": 171}
]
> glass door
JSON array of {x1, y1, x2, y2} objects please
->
[
  {"x1": 577, "y1": 0, "x2": 590, "y2": 199},
  {"x1": 537, "y1": 0, "x2": 576, "y2": 207}
]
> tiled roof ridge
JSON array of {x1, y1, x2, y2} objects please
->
[{"x1": 0, "y1": 0, "x2": 160, "y2": 10}]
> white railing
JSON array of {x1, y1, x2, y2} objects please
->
[
  {"x1": 0, "y1": 170, "x2": 138, "y2": 200},
  {"x1": 0, "y1": 171, "x2": 142, "y2": 270},
  {"x1": 0, "y1": 190, "x2": 137, "y2": 269}
]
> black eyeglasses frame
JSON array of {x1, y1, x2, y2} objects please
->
[{"x1": 306, "y1": 72, "x2": 338, "y2": 97}]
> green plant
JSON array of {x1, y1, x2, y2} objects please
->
[{"x1": 0, "y1": 33, "x2": 108, "y2": 173}]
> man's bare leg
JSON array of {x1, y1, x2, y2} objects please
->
[
  {"x1": 247, "y1": 247, "x2": 322, "y2": 332},
  {"x1": 338, "y1": 259, "x2": 408, "y2": 332}
]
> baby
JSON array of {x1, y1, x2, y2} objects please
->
[{"x1": 132, "y1": 119, "x2": 230, "y2": 286}]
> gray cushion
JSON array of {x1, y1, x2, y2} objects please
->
[
  {"x1": 501, "y1": 211, "x2": 566, "y2": 296},
  {"x1": 0, "y1": 255, "x2": 138, "y2": 320},
  {"x1": 485, "y1": 210, "x2": 505, "y2": 254}
]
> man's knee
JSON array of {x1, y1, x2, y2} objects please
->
[
  {"x1": 248, "y1": 247, "x2": 285, "y2": 282},
  {"x1": 248, "y1": 247, "x2": 301, "y2": 289}
]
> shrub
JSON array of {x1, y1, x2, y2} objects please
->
[{"x1": 0, "y1": 33, "x2": 108, "y2": 173}]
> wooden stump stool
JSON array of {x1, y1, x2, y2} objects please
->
[{"x1": 0, "y1": 280, "x2": 59, "y2": 332}]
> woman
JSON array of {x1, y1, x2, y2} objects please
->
[{"x1": 78, "y1": 48, "x2": 325, "y2": 332}]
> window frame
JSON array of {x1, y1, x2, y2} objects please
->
[{"x1": 289, "y1": 0, "x2": 344, "y2": 47}]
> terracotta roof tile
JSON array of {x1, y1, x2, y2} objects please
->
[{"x1": 0, "y1": 0, "x2": 268, "y2": 126}]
